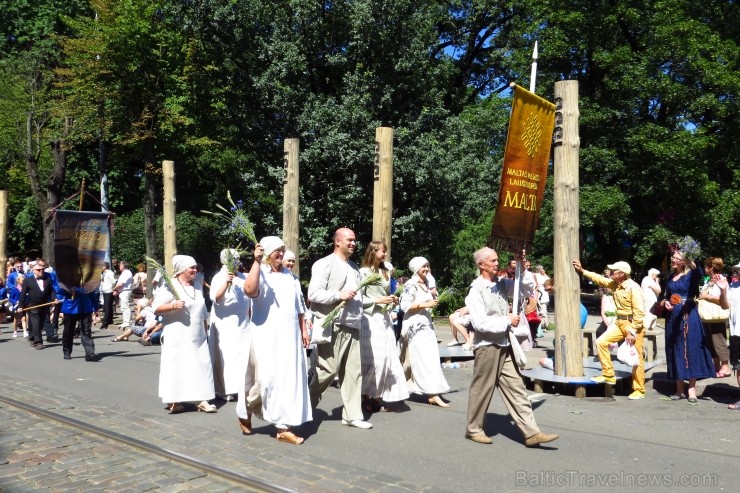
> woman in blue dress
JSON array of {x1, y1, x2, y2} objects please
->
[{"x1": 661, "y1": 249, "x2": 715, "y2": 403}]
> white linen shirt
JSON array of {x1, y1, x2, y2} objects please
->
[{"x1": 465, "y1": 274, "x2": 535, "y2": 348}]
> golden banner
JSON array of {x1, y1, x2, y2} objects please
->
[
  {"x1": 54, "y1": 210, "x2": 113, "y2": 293},
  {"x1": 489, "y1": 84, "x2": 556, "y2": 252}
]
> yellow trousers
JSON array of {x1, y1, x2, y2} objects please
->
[{"x1": 595, "y1": 320, "x2": 645, "y2": 393}]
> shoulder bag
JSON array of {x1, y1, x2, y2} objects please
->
[{"x1": 697, "y1": 298, "x2": 729, "y2": 323}]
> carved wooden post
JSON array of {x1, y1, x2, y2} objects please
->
[
  {"x1": 162, "y1": 160, "x2": 177, "y2": 275},
  {"x1": 373, "y1": 127, "x2": 394, "y2": 257},
  {"x1": 552, "y1": 81, "x2": 585, "y2": 391},
  {"x1": 283, "y1": 139, "x2": 300, "y2": 276},
  {"x1": 0, "y1": 191, "x2": 7, "y2": 273}
]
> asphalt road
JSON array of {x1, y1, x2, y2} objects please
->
[{"x1": 1, "y1": 317, "x2": 739, "y2": 492}]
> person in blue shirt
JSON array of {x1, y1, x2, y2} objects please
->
[
  {"x1": 0, "y1": 277, "x2": 9, "y2": 324},
  {"x1": 8, "y1": 276, "x2": 26, "y2": 337},
  {"x1": 7, "y1": 259, "x2": 24, "y2": 294},
  {"x1": 54, "y1": 284, "x2": 101, "y2": 362}
]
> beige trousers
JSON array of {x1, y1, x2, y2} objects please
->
[
  {"x1": 309, "y1": 325, "x2": 363, "y2": 421},
  {"x1": 466, "y1": 344, "x2": 540, "y2": 439}
]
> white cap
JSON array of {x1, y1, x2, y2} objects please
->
[{"x1": 606, "y1": 261, "x2": 632, "y2": 276}]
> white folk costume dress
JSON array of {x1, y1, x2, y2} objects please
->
[
  {"x1": 209, "y1": 267, "x2": 252, "y2": 397},
  {"x1": 399, "y1": 277, "x2": 450, "y2": 395},
  {"x1": 248, "y1": 265, "x2": 312, "y2": 427},
  {"x1": 359, "y1": 267, "x2": 409, "y2": 402},
  {"x1": 154, "y1": 280, "x2": 214, "y2": 404}
]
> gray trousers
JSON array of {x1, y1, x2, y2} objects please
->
[
  {"x1": 309, "y1": 325, "x2": 363, "y2": 421},
  {"x1": 466, "y1": 344, "x2": 539, "y2": 439}
]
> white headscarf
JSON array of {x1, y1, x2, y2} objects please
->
[
  {"x1": 283, "y1": 250, "x2": 296, "y2": 262},
  {"x1": 220, "y1": 248, "x2": 239, "y2": 265},
  {"x1": 172, "y1": 255, "x2": 197, "y2": 276},
  {"x1": 408, "y1": 257, "x2": 428, "y2": 275},
  {"x1": 260, "y1": 236, "x2": 285, "y2": 259}
]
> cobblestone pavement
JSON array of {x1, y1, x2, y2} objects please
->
[
  {"x1": 1, "y1": 377, "x2": 435, "y2": 493},
  {"x1": 0, "y1": 400, "x2": 249, "y2": 493},
  {"x1": 2, "y1": 307, "x2": 739, "y2": 493}
]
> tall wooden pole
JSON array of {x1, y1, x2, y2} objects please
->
[
  {"x1": 162, "y1": 160, "x2": 177, "y2": 275},
  {"x1": 283, "y1": 139, "x2": 300, "y2": 276},
  {"x1": 373, "y1": 127, "x2": 394, "y2": 258},
  {"x1": 552, "y1": 80, "x2": 584, "y2": 383},
  {"x1": 0, "y1": 191, "x2": 7, "y2": 274}
]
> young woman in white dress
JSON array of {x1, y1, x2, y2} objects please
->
[{"x1": 359, "y1": 241, "x2": 409, "y2": 412}]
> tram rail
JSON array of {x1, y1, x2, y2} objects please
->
[{"x1": 0, "y1": 394, "x2": 295, "y2": 493}]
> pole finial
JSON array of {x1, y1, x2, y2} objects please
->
[{"x1": 529, "y1": 41, "x2": 539, "y2": 93}]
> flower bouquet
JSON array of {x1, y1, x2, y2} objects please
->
[
  {"x1": 670, "y1": 235, "x2": 701, "y2": 261},
  {"x1": 321, "y1": 273, "x2": 384, "y2": 329},
  {"x1": 382, "y1": 283, "x2": 404, "y2": 313},
  {"x1": 202, "y1": 190, "x2": 257, "y2": 245},
  {"x1": 145, "y1": 256, "x2": 180, "y2": 300},
  {"x1": 433, "y1": 287, "x2": 456, "y2": 316},
  {"x1": 202, "y1": 191, "x2": 258, "y2": 286}
]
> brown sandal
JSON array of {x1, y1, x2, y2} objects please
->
[
  {"x1": 168, "y1": 403, "x2": 184, "y2": 414},
  {"x1": 238, "y1": 416, "x2": 253, "y2": 435}
]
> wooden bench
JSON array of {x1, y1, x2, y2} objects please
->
[
  {"x1": 582, "y1": 327, "x2": 664, "y2": 362},
  {"x1": 522, "y1": 360, "x2": 632, "y2": 399}
]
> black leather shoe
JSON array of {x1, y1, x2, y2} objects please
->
[
  {"x1": 63, "y1": 353, "x2": 71, "y2": 360},
  {"x1": 85, "y1": 353, "x2": 102, "y2": 362}
]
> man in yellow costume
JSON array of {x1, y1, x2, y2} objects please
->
[{"x1": 572, "y1": 260, "x2": 646, "y2": 400}]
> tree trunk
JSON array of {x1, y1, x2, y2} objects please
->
[
  {"x1": 142, "y1": 139, "x2": 159, "y2": 267},
  {"x1": 45, "y1": 132, "x2": 68, "y2": 266},
  {"x1": 25, "y1": 111, "x2": 69, "y2": 265}
]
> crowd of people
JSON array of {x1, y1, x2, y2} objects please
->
[{"x1": 2, "y1": 233, "x2": 739, "y2": 446}]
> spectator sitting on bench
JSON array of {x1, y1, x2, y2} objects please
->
[
  {"x1": 447, "y1": 306, "x2": 474, "y2": 350},
  {"x1": 112, "y1": 298, "x2": 156, "y2": 342},
  {"x1": 597, "y1": 286, "x2": 617, "y2": 344}
]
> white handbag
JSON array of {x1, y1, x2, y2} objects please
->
[
  {"x1": 697, "y1": 298, "x2": 729, "y2": 323},
  {"x1": 508, "y1": 331, "x2": 527, "y2": 368}
]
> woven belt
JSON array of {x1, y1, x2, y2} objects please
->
[{"x1": 617, "y1": 315, "x2": 633, "y2": 321}]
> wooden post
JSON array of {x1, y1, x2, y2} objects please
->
[
  {"x1": 373, "y1": 127, "x2": 394, "y2": 257},
  {"x1": 552, "y1": 80, "x2": 584, "y2": 380},
  {"x1": 0, "y1": 191, "x2": 7, "y2": 273},
  {"x1": 162, "y1": 160, "x2": 177, "y2": 275},
  {"x1": 283, "y1": 139, "x2": 300, "y2": 276}
]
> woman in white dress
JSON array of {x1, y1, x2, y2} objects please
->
[
  {"x1": 243, "y1": 237, "x2": 311, "y2": 445},
  {"x1": 727, "y1": 264, "x2": 740, "y2": 410},
  {"x1": 153, "y1": 255, "x2": 216, "y2": 414},
  {"x1": 359, "y1": 241, "x2": 409, "y2": 411},
  {"x1": 209, "y1": 248, "x2": 252, "y2": 400},
  {"x1": 399, "y1": 256, "x2": 450, "y2": 407}
]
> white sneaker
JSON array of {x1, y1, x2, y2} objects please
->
[
  {"x1": 341, "y1": 419, "x2": 373, "y2": 429},
  {"x1": 13, "y1": 332, "x2": 18, "y2": 338},
  {"x1": 23, "y1": 331, "x2": 29, "y2": 338}
]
